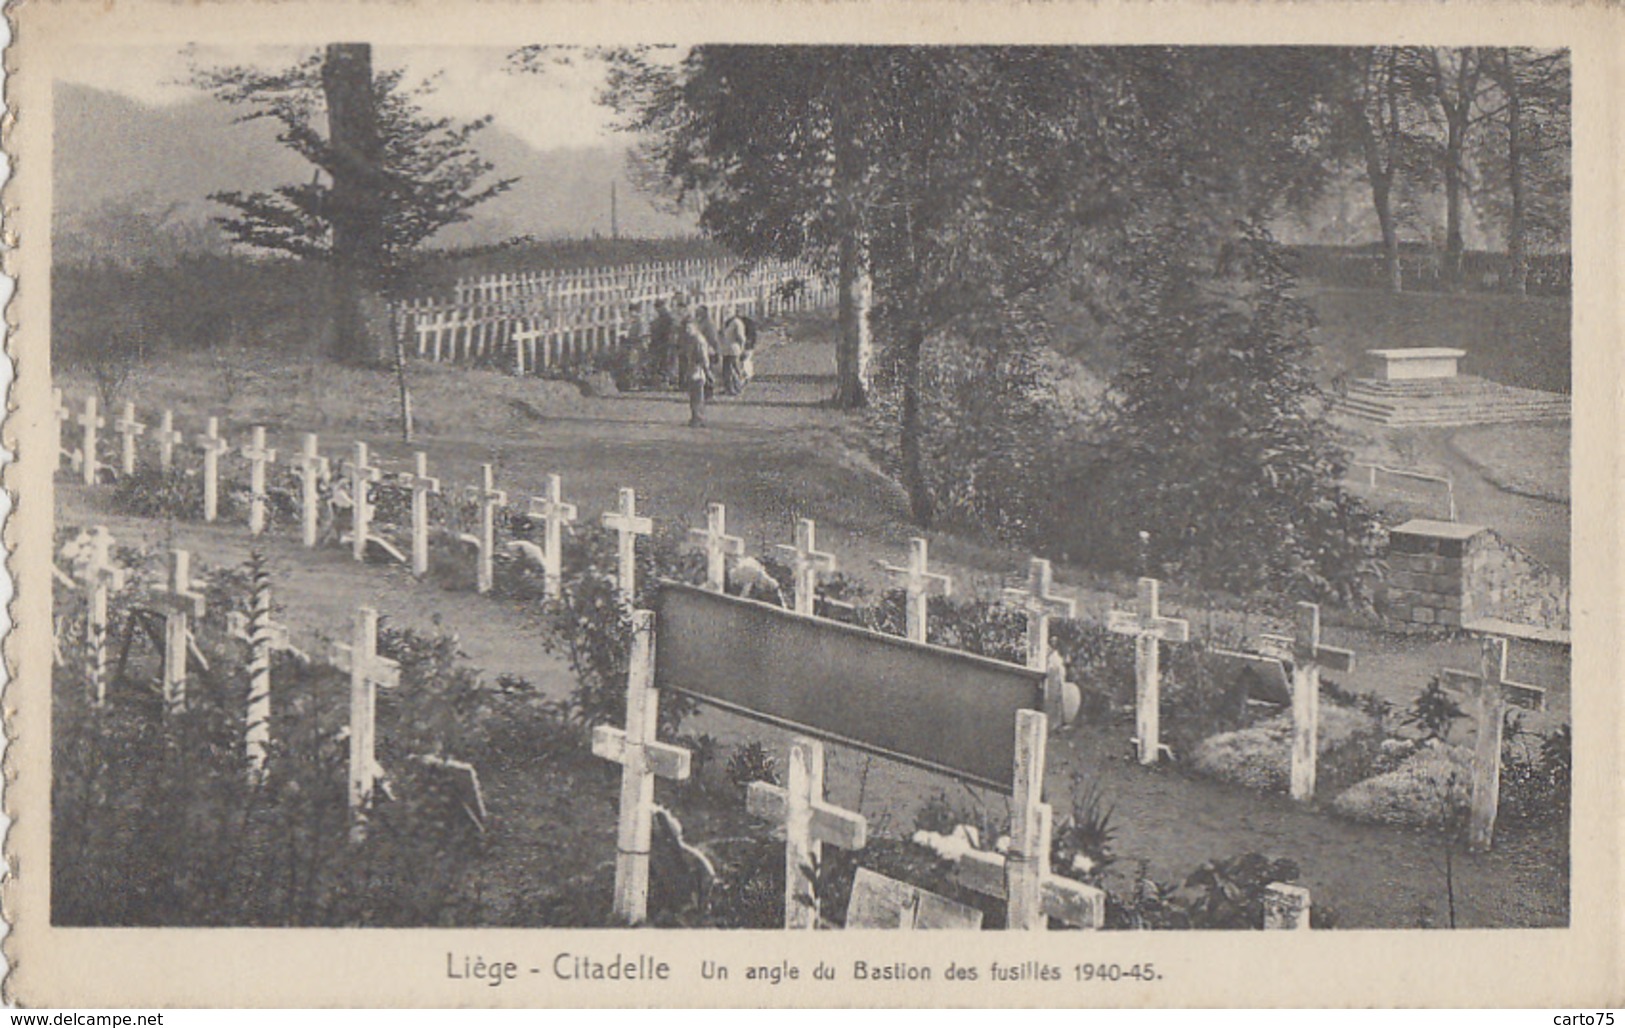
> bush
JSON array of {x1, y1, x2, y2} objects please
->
[
  {"x1": 1190, "y1": 703, "x2": 1384, "y2": 794},
  {"x1": 1499, "y1": 721, "x2": 1572, "y2": 824},
  {"x1": 1330, "y1": 741, "x2": 1473, "y2": 827},
  {"x1": 51, "y1": 550, "x2": 575, "y2": 926}
]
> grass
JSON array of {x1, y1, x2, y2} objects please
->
[
  {"x1": 52, "y1": 289, "x2": 1573, "y2": 928},
  {"x1": 1304, "y1": 286, "x2": 1571, "y2": 394},
  {"x1": 1449, "y1": 425, "x2": 1570, "y2": 504}
]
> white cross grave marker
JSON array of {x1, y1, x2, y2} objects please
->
[
  {"x1": 113, "y1": 402, "x2": 145, "y2": 477},
  {"x1": 195, "y1": 417, "x2": 230, "y2": 522},
  {"x1": 73, "y1": 526, "x2": 127, "y2": 705},
  {"x1": 592, "y1": 610, "x2": 693, "y2": 923},
  {"x1": 346, "y1": 442, "x2": 383, "y2": 562},
  {"x1": 747, "y1": 738, "x2": 867, "y2": 929},
  {"x1": 332, "y1": 607, "x2": 401, "y2": 841},
  {"x1": 153, "y1": 410, "x2": 183, "y2": 473},
  {"x1": 151, "y1": 548, "x2": 207, "y2": 714},
  {"x1": 954, "y1": 710, "x2": 1107, "y2": 930},
  {"x1": 288, "y1": 433, "x2": 329, "y2": 549},
  {"x1": 526, "y1": 474, "x2": 577, "y2": 599},
  {"x1": 227, "y1": 571, "x2": 303, "y2": 781},
  {"x1": 1003, "y1": 558, "x2": 1076, "y2": 670},
  {"x1": 53, "y1": 389, "x2": 72, "y2": 474},
  {"x1": 466, "y1": 463, "x2": 508, "y2": 594},
  {"x1": 1443, "y1": 635, "x2": 1534, "y2": 851},
  {"x1": 398, "y1": 452, "x2": 441, "y2": 577},
  {"x1": 76, "y1": 395, "x2": 105, "y2": 486},
  {"x1": 1260, "y1": 603, "x2": 1355, "y2": 803},
  {"x1": 1107, "y1": 577, "x2": 1191, "y2": 765},
  {"x1": 689, "y1": 502, "x2": 744, "y2": 593},
  {"x1": 240, "y1": 426, "x2": 279, "y2": 536},
  {"x1": 601, "y1": 487, "x2": 653, "y2": 602},
  {"x1": 881, "y1": 537, "x2": 952, "y2": 644},
  {"x1": 776, "y1": 518, "x2": 836, "y2": 617}
]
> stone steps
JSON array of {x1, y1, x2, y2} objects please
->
[{"x1": 1333, "y1": 376, "x2": 1570, "y2": 427}]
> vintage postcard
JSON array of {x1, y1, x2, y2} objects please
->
[{"x1": 3, "y1": 0, "x2": 1620, "y2": 1008}]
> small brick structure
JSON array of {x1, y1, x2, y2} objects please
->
[{"x1": 1384, "y1": 519, "x2": 1488, "y2": 627}]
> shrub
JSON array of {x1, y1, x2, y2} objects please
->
[
  {"x1": 51, "y1": 550, "x2": 574, "y2": 926},
  {"x1": 1189, "y1": 703, "x2": 1383, "y2": 794},
  {"x1": 725, "y1": 741, "x2": 781, "y2": 793},
  {"x1": 1401, "y1": 676, "x2": 1468, "y2": 743},
  {"x1": 1330, "y1": 741, "x2": 1473, "y2": 827},
  {"x1": 1499, "y1": 721, "x2": 1572, "y2": 824}
]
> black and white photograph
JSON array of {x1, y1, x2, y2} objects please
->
[{"x1": 6, "y1": 1, "x2": 1619, "y2": 1009}]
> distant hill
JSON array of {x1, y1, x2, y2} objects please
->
[{"x1": 51, "y1": 81, "x2": 696, "y2": 258}]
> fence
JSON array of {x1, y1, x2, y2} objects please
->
[
  {"x1": 394, "y1": 256, "x2": 836, "y2": 375},
  {"x1": 1351, "y1": 461, "x2": 1457, "y2": 522}
]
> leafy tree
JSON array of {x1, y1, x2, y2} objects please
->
[
  {"x1": 1095, "y1": 225, "x2": 1382, "y2": 599},
  {"x1": 1406, "y1": 47, "x2": 1499, "y2": 289},
  {"x1": 192, "y1": 45, "x2": 515, "y2": 364},
  {"x1": 1478, "y1": 48, "x2": 1571, "y2": 293},
  {"x1": 1318, "y1": 47, "x2": 1438, "y2": 293}
]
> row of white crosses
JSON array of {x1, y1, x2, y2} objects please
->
[{"x1": 56, "y1": 526, "x2": 408, "y2": 838}]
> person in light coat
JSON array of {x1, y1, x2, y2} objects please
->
[{"x1": 718, "y1": 310, "x2": 749, "y2": 396}]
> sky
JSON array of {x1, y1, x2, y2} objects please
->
[{"x1": 60, "y1": 43, "x2": 646, "y2": 152}]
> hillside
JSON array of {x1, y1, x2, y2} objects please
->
[{"x1": 51, "y1": 82, "x2": 696, "y2": 255}]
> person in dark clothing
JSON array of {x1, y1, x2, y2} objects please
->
[{"x1": 649, "y1": 298, "x2": 675, "y2": 387}]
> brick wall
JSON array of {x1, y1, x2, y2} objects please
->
[{"x1": 1384, "y1": 520, "x2": 1487, "y2": 627}]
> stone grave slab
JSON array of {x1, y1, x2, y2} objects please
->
[{"x1": 845, "y1": 868, "x2": 983, "y2": 930}]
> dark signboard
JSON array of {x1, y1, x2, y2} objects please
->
[{"x1": 653, "y1": 583, "x2": 1044, "y2": 792}]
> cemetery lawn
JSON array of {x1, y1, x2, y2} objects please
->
[{"x1": 55, "y1": 306, "x2": 1570, "y2": 929}]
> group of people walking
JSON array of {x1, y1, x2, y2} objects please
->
[{"x1": 632, "y1": 296, "x2": 759, "y2": 427}]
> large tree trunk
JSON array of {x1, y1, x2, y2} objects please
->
[
  {"x1": 1502, "y1": 55, "x2": 1529, "y2": 296},
  {"x1": 834, "y1": 231, "x2": 873, "y2": 408},
  {"x1": 1374, "y1": 180, "x2": 1403, "y2": 293},
  {"x1": 1442, "y1": 114, "x2": 1467, "y2": 290},
  {"x1": 322, "y1": 43, "x2": 385, "y2": 365},
  {"x1": 898, "y1": 324, "x2": 933, "y2": 528}
]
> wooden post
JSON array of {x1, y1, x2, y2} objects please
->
[
  {"x1": 601, "y1": 487, "x2": 653, "y2": 602},
  {"x1": 154, "y1": 409, "x2": 183, "y2": 473},
  {"x1": 195, "y1": 417, "x2": 230, "y2": 523},
  {"x1": 1443, "y1": 636, "x2": 1529, "y2": 851},
  {"x1": 526, "y1": 474, "x2": 577, "y2": 600},
  {"x1": 880, "y1": 537, "x2": 952, "y2": 644},
  {"x1": 288, "y1": 434, "x2": 329, "y2": 549},
  {"x1": 76, "y1": 395, "x2": 105, "y2": 486},
  {"x1": 1107, "y1": 577, "x2": 1191, "y2": 765},
  {"x1": 591, "y1": 610, "x2": 692, "y2": 923},
  {"x1": 466, "y1": 463, "x2": 509, "y2": 594},
  {"x1": 226, "y1": 569, "x2": 301, "y2": 781},
  {"x1": 775, "y1": 518, "x2": 837, "y2": 617},
  {"x1": 333, "y1": 607, "x2": 401, "y2": 841},
  {"x1": 239, "y1": 426, "x2": 279, "y2": 536},
  {"x1": 113, "y1": 401, "x2": 145, "y2": 477},
  {"x1": 151, "y1": 549, "x2": 207, "y2": 714},
  {"x1": 1006, "y1": 709, "x2": 1046, "y2": 930},
  {"x1": 1261, "y1": 603, "x2": 1355, "y2": 803},
  {"x1": 347, "y1": 441, "x2": 382, "y2": 562},
  {"x1": 689, "y1": 502, "x2": 744, "y2": 593},
  {"x1": 1263, "y1": 883, "x2": 1312, "y2": 930},
  {"x1": 1002, "y1": 558, "x2": 1076, "y2": 670},
  {"x1": 746, "y1": 738, "x2": 867, "y2": 929},
  {"x1": 72, "y1": 526, "x2": 127, "y2": 705},
  {"x1": 398, "y1": 452, "x2": 441, "y2": 577}
]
